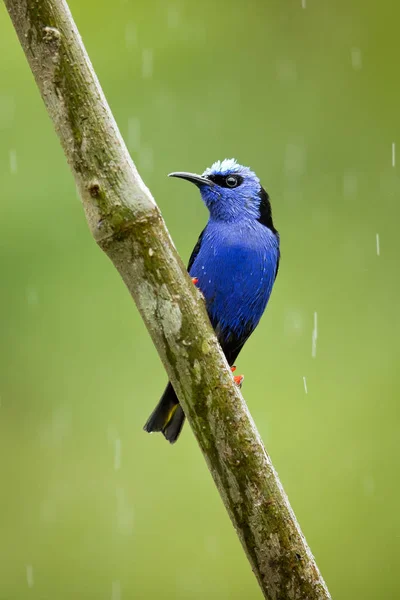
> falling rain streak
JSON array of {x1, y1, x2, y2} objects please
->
[
  {"x1": 114, "y1": 438, "x2": 121, "y2": 471},
  {"x1": 26, "y1": 565, "x2": 34, "y2": 588},
  {"x1": 142, "y1": 49, "x2": 153, "y2": 79},
  {"x1": 167, "y1": 5, "x2": 180, "y2": 28},
  {"x1": 303, "y1": 376, "x2": 308, "y2": 394},
  {"x1": 312, "y1": 311, "x2": 318, "y2": 358},
  {"x1": 392, "y1": 143, "x2": 396, "y2": 167},
  {"x1": 116, "y1": 486, "x2": 134, "y2": 535},
  {"x1": 112, "y1": 580, "x2": 121, "y2": 600},
  {"x1": 125, "y1": 22, "x2": 137, "y2": 49},
  {"x1": 140, "y1": 145, "x2": 154, "y2": 173},
  {"x1": 26, "y1": 286, "x2": 39, "y2": 307},
  {"x1": 128, "y1": 117, "x2": 141, "y2": 151},
  {"x1": 301, "y1": 0, "x2": 306, "y2": 8},
  {"x1": 343, "y1": 171, "x2": 358, "y2": 197},
  {"x1": 351, "y1": 48, "x2": 362, "y2": 70},
  {"x1": 9, "y1": 149, "x2": 17, "y2": 174},
  {"x1": 376, "y1": 233, "x2": 380, "y2": 256}
]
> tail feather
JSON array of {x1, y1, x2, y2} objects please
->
[
  {"x1": 162, "y1": 405, "x2": 185, "y2": 443},
  {"x1": 143, "y1": 382, "x2": 186, "y2": 444}
]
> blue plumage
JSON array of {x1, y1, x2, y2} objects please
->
[
  {"x1": 144, "y1": 159, "x2": 280, "y2": 443},
  {"x1": 189, "y1": 219, "x2": 279, "y2": 362}
]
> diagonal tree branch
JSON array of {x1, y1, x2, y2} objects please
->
[{"x1": 3, "y1": 1, "x2": 331, "y2": 598}]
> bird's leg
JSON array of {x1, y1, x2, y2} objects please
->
[{"x1": 231, "y1": 366, "x2": 244, "y2": 388}]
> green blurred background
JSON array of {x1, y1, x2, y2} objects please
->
[{"x1": 1, "y1": 0, "x2": 399, "y2": 598}]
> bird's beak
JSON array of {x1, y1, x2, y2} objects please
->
[{"x1": 168, "y1": 172, "x2": 214, "y2": 187}]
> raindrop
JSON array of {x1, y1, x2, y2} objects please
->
[
  {"x1": 142, "y1": 49, "x2": 153, "y2": 79},
  {"x1": 303, "y1": 376, "x2": 308, "y2": 394},
  {"x1": 116, "y1": 486, "x2": 134, "y2": 535},
  {"x1": 9, "y1": 149, "x2": 17, "y2": 174},
  {"x1": 112, "y1": 580, "x2": 121, "y2": 600},
  {"x1": 351, "y1": 47, "x2": 362, "y2": 70},
  {"x1": 167, "y1": 5, "x2": 180, "y2": 28},
  {"x1": 107, "y1": 424, "x2": 118, "y2": 444},
  {"x1": 127, "y1": 117, "x2": 141, "y2": 152},
  {"x1": 125, "y1": 23, "x2": 137, "y2": 49},
  {"x1": 343, "y1": 171, "x2": 358, "y2": 197},
  {"x1": 140, "y1": 145, "x2": 154, "y2": 173},
  {"x1": 301, "y1": 0, "x2": 306, "y2": 7},
  {"x1": 392, "y1": 142, "x2": 396, "y2": 167},
  {"x1": 114, "y1": 438, "x2": 121, "y2": 471},
  {"x1": 52, "y1": 406, "x2": 71, "y2": 443},
  {"x1": 284, "y1": 142, "x2": 306, "y2": 177},
  {"x1": 26, "y1": 286, "x2": 39, "y2": 307},
  {"x1": 284, "y1": 309, "x2": 304, "y2": 337},
  {"x1": 204, "y1": 535, "x2": 218, "y2": 558},
  {"x1": 276, "y1": 59, "x2": 297, "y2": 85},
  {"x1": 311, "y1": 311, "x2": 318, "y2": 358},
  {"x1": 376, "y1": 233, "x2": 380, "y2": 257},
  {"x1": 39, "y1": 405, "x2": 71, "y2": 446},
  {"x1": 363, "y1": 475, "x2": 375, "y2": 496},
  {"x1": 26, "y1": 565, "x2": 34, "y2": 588}
]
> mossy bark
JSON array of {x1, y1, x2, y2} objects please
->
[{"x1": 4, "y1": 1, "x2": 331, "y2": 598}]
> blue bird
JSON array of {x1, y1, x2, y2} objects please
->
[{"x1": 144, "y1": 158, "x2": 280, "y2": 443}]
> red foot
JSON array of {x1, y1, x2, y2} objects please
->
[
  {"x1": 192, "y1": 277, "x2": 205, "y2": 301},
  {"x1": 234, "y1": 374, "x2": 244, "y2": 388},
  {"x1": 231, "y1": 366, "x2": 243, "y2": 386}
]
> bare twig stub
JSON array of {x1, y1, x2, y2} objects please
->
[{"x1": 4, "y1": 1, "x2": 331, "y2": 598}]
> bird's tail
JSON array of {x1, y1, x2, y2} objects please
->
[{"x1": 143, "y1": 382, "x2": 186, "y2": 444}]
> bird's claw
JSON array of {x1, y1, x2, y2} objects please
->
[
  {"x1": 191, "y1": 276, "x2": 205, "y2": 300},
  {"x1": 234, "y1": 374, "x2": 244, "y2": 388},
  {"x1": 231, "y1": 366, "x2": 243, "y2": 386}
]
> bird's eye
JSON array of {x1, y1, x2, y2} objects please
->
[{"x1": 226, "y1": 175, "x2": 238, "y2": 188}]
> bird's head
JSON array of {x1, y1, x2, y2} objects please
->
[{"x1": 169, "y1": 158, "x2": 275, "y2": 229}]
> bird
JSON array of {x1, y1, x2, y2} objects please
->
[{"x1": 143, "y1": 158, "x2": 280, "y2": 443}]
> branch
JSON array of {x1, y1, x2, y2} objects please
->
[{"x1": 4, "y1": 1, "x2": 331, "y2": 598}]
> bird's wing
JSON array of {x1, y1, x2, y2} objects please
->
[
  {"x1": 187, "y1": 227, "x2": 206, "y2": 272},
  {"x1": 274, "y1": 249, "x2": 280, "y2": 280},
  {"x1": 273, "y1": 233, "x2": 281, "y2": 281},
  {"x1": 215, "y1": 322, "x2": 254, "y2": 366}
]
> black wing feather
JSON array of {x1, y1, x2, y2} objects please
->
[
  {"x1": 187, "y1": 227, "x2": 206, "y2": 271},
  {"x1": 220, "y1": 329, "x2": 253, "y2": 366},
  {"x1": 211, "y1": 317, "x2": 255, "y2": 366}
]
